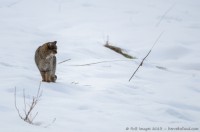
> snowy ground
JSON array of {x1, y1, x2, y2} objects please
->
[{"x1": 0, "y1": 0, "x2": 200, "y2": 132}]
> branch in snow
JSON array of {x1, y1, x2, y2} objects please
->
[
  {"x1": 14, "y1": 82, "x2": 42, "y2": 125},
  {"x1": 129, "y1": 31, "x2": 164, "y2": 82}
]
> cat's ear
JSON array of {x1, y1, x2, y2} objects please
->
[{"x1": 53, "y1": 41, "x2": 57, "y2": 45}]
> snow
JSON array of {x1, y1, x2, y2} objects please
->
[{"x1": 0, "y1": 0, "x2": 200, "y2": 131}]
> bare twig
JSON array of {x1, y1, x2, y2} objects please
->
[
  {"x1": 106, "y1": 35, "x2": 109, "y2": 45},
  {"x1": 23, "y1": 89, "x2": 27, "y2": 115},
  {"x1": 14, "y1": 82, "x2": 43, "y2": 124},
  {"x1": 36, "y1": 81, "x2": 42, "y2": 98},
  {"x1": 69, "y1": 59, "x2": 132, "y2": 66},
  {"x1": 31, "y1": 112, "x2": 38, "y2": 123},
  {"x1": 129, "y1": 32, "x2": 164, "y2": 82},
  {"x1": 155, "y1": 3, "x2": 176, "y2": 27},
  {"x1": 24, "y1": 97, "x2": 38, "y2": 123},
  {"x1": 58, "y1": 59, "x2": 71, "y2": 64},
  {"x1": 14, "y1": 87, "x2": 23, "y2": 120}
]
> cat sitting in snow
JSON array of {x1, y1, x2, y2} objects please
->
[{"x1": 35, "y1": 41, "x2": 57, "y2": 82}]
